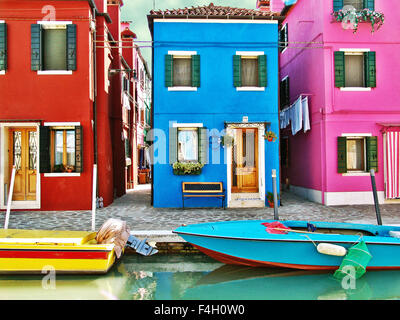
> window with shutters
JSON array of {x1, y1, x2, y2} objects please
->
[
  {"x1": 337, "y1": 135, "x2": 378, "y2": 174},
  {"x1": 165, "y1": 51, "x2": 200, "y2": 91},
  {"x1": 334, "y1": 0, "x2": 375, "y2": 11},
  {"x1": 40, "y1": 124, "x2": 83, "y2": 175},
  {"x1": 280, "y1": 76, "x2": 290, "y2": 110},
  {"x1": 334, "y1": 50, "x2": 376, "y2": 89},
  {"x1": 234, "y1": 52, "x2": 267, "y2": 91},
  {"x1": 343, "y1": 0, "x2": 363, "y2": 10},
  {"x1": 31, "y1": 22, "x2": 77, "y2": 74}
]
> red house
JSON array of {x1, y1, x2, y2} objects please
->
[{"x1": 0, "y1": 0, "x2": 130, "y2": 211}]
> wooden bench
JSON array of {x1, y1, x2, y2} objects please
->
[{"x1": 182, "y1": 182, "x2": 225, "y2": 209}]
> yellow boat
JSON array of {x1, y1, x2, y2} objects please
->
[{"x1": 0, "y1": 229, "x2": 117, "y2": 274}]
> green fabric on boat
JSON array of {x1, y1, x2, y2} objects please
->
[{"x1": 333, "y1": 241, "x2": 372, "y2": 280}]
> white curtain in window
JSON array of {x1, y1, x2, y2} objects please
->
[
  {"x1": 241, "y1": 58, "x2": 258, "y2": 87},
  {"x1": 173, "y1": 58, "x2": 192, "y2": 87},
  {"x1": 178, "y1": 130, "x2": 198, "y2": 161}
]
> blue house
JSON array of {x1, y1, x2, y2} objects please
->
[{"x1": 147, "y1": 3, "x2": 281, "y2": 208}]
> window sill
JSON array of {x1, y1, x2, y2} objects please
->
[
  {"x1": 44, "y1": 173, "x2": 81, "y2": 177},
  {"x1": 236, "y1": 87, "x2": 265, "y2": 92},
  {"x1": 342, "y1": 172, "x2": 371, "y2": 176},
  {"x1": 340, "y1": 87, "x2": 372, "y2": 91},
  {"x1": 168, "y1": 87, "x2": 198, "y2": 91},
  {"x1": 37, "y1": 70, "x2": 73, "y2": 75},
  {"x1": 0, "y1": 70, "x2": 5, "y2": 75}
]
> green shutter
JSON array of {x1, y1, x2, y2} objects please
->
[
  {"x1": 67, "y1": 24, "x2": 77, "y2": 71},
  {"x1": 233, "y1": 55, "x2": 241, "y2": 87},
  {"x1": 280, "y1": 77, "x2": 290, "y2": 109},
  {"x1": 39, "y1": 126, "x2": 51, "y2": 173},
  {"x1": 31, "y1": 24, "x2": 42, "y2": 71},
  {"x1": 364, "y1": 51, "x2": 376, "y2": 88},
  {"x1": 337, "y1": 136, "x2": 347, "y2": 173},
  {"x1": 75, "y1": 126, "x2": 83, "y2": 173},
  {"x1": 198, "y1": 127, "x2": 208, "y2": 165},
  {"x1": 191, "y1": 54, "x2": 200, "y2": 87},
  {"x1": 258, "y1": 55, "x2": 267, "y2": 87},
  {"x1": 366, "y1": 136, "x2": 378, "y2": 172},
  {"x1": 334, "y1": 51, "x2": 345, "y2": 88},
  {"x1": 165, "y1": 54, "x2": 173, "y2": 87},
  {"x1": 169, "y1": 127, "x2": 177, "y2": 164},
  {"x1": 333, "y1": 0, "x2": 344, "y2": 11},
  {"x1": 363, "y1": 0, "x2": 375, "y2": 10},
  {"x1": 0, "y1": 23, "x2": 7, "y2": 71}
]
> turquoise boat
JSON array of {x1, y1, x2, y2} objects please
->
[{"x1": 173, "y1": 220, "x2": 400, "y2": 270}]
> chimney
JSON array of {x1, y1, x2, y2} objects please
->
[{"x1": 256, "y1": 0, "x2": 271, "y2": 11}]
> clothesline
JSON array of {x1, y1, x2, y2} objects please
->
[{"x1": 280, "y1": 94, "x2": 311, "y2": 135}]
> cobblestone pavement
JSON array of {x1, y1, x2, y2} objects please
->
[{"x1": 1, "y1": 184, "x2": 400, "y2": 231}]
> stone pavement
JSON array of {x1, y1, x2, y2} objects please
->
[{"x1": 1, "y1": 184, "x2": 400, "y2": 233}]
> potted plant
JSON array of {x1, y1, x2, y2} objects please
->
[
  {"x1": 65, "y1": 165, "x2": 75, "y2": 173},
  {"x1": 172, "y1": 162, "x2": 204, "y2": 175},
  {"x1": 220, "y1": 134, "x2": 234, "y2": 147},
  {"x1": 265, "y1": 130, "x2": 277, "y2": 142}
]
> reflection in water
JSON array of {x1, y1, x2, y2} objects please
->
[{"x1": 1, "y1": 254, "x2": 400, "y2": 300}]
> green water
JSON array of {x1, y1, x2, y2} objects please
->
[{"x1": 2, "y1": 254, "x2": 400, "y2": 300}]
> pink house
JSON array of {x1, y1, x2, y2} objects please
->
[{"x1": 259, "y1": 0, "x2": 400, "y2": 205}]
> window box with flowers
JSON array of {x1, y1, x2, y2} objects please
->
[
  {"x1": 332, "y1": 8, "x2": 384, "y2": 33},
  {"x1": 172, "y1": 162, "x2": 204, "y2": 175}
]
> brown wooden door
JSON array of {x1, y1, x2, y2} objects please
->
[
  {"x1": 8, "y1": 128, "x2": 37, "y2": 201},
  {"x1": 232, "y1": 128, "x2": 258, "y2": 193}
]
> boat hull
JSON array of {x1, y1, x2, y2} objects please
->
[
  {"x1": 174, "y1": 220, "x2": 400, "y2": 270},
  {"x1": 0, "y1": 229, "x2": 117, "y2": 274}
]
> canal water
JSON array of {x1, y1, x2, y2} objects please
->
[{"x1": 2, "y1": 253, "x2": 400, "y2": 300}]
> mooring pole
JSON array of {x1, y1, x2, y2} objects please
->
[
  {"x1": 370, "y1": 169, "x2": 382, "y2": 226},
  {"x1": 272, "y1": 169, "x2": 279, "y2": 220}
]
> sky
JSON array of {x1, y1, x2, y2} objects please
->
[{"x1": 120, "y1": 0, "x2": 259, "y2": 72}]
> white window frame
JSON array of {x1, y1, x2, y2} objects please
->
[
  {"x1": 280, "y1": 23, "x2": 288, "y2": 54},
  {"x1": 341, "y1": 133, "x2": 372, "y2": 176},
  {"x1": 339, "y1": 48, "x2": 371, "y2": 91},
  {"x1": 36, "y1": 21, "x2": 73, "y2": 75},
  {"x1": 235, "y1": 51, "x2": 266, "y2": 92},
  {"x1": 167, "y1": 51, "x2": 198, "y2": 91}
]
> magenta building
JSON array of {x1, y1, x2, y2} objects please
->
[{"x1": 261, "y1": 0, "x2": 400, "y2": 205}]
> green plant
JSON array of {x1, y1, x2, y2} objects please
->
[
  {"x1": 332, "y1": 8, "x2": 385, "y2": 33},
  {"x1": 265, "y1": 130, "x2": 277, "y2": 142},
  {"x1": 220, "y1": 134, "x2": 234, "y2": 147},
  {"x1": 172, "y1": 162, "x2": 204, "y2": 175}
]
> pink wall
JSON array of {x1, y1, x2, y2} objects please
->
[{"x1": 280, "y1": 0, "x2": 400, "y2": 203}]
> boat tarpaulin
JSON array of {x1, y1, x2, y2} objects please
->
[{"x1": 261, "y1": 221, "x2": 292, "y2": 234}]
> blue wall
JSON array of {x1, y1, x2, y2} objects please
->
[{"x1": 153, "y1": 20, "x2": 280, "y2": 208}]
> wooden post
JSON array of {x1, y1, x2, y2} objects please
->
[
  {"x1": 370, "y1": 169, "x2": 382, "y2": 225},
  {"x1": 272, "y1": 169, "x2": 279, "y2": 220},
  {"x1": 4, "y1": 166, "x2": 16, "y2": 229},
  {"x1": 91, "y1": 164, "x2": 97, "y2": 231}
]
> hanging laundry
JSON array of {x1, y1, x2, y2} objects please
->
[
  {"x1": 280, "y1": 110, "x2": 290, "y2": 129},
  {"x1": 302, "y1": 96, "x2": 310, "y2": 133},
  {"x1": 291, "y1": 96, "x2": 303, "y2": 135}
]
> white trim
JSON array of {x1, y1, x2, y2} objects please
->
[
  {"x1": 341, "y1": 133, "x2": 372, "y2": 137},
  {"x1": 342, "y1": 172, "x2": 371, "y2": 176},
  {"x1": 167, "y1": 51, "x2": 197, "y2": 56},
  {"x1": 0, "y1": 71, "x2": 5, "y2": 75},
  {"x1": 43, "y1": 122, "x2": 81, "y2": 127},
  {"x1": 0, "y1": 20, "x2": 4, "y2": 23},
  {"x1": 0, "y1": 122, "x2": 41, "y2": 210},
  {"x1": 154, "y1": 19, "x2": 278, "y2": 24},
  {"x1": 325, "y1": 191, "x2": 385, "y2": 206},
  {"x1": 340, "y1": 87, "x2": 371, "y2": 91},
  {"x1": 168, "y1": 86, "x2": 198, "y2": 91},
  {"x1": 236, "y1": 87, "x2": 265, "y2": 91},
  {"x1": 44, "y1": 173, "x2": 81, "y2": 177},
  {"x1": 236, "y1": 51, "x2": 265, "y2": 56},
  {"x1": 172, "y1": 123, "x2": 203, "y2": 128},
  {"x1": 339, "y1": 48, "x2": 371, "y2": 52},
  {"x1": 37, "y1": 21, "x2": 72, "y2": 29},
  {"x1": 37, "y1": 71, "x2": 73, "y2": 75}
]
